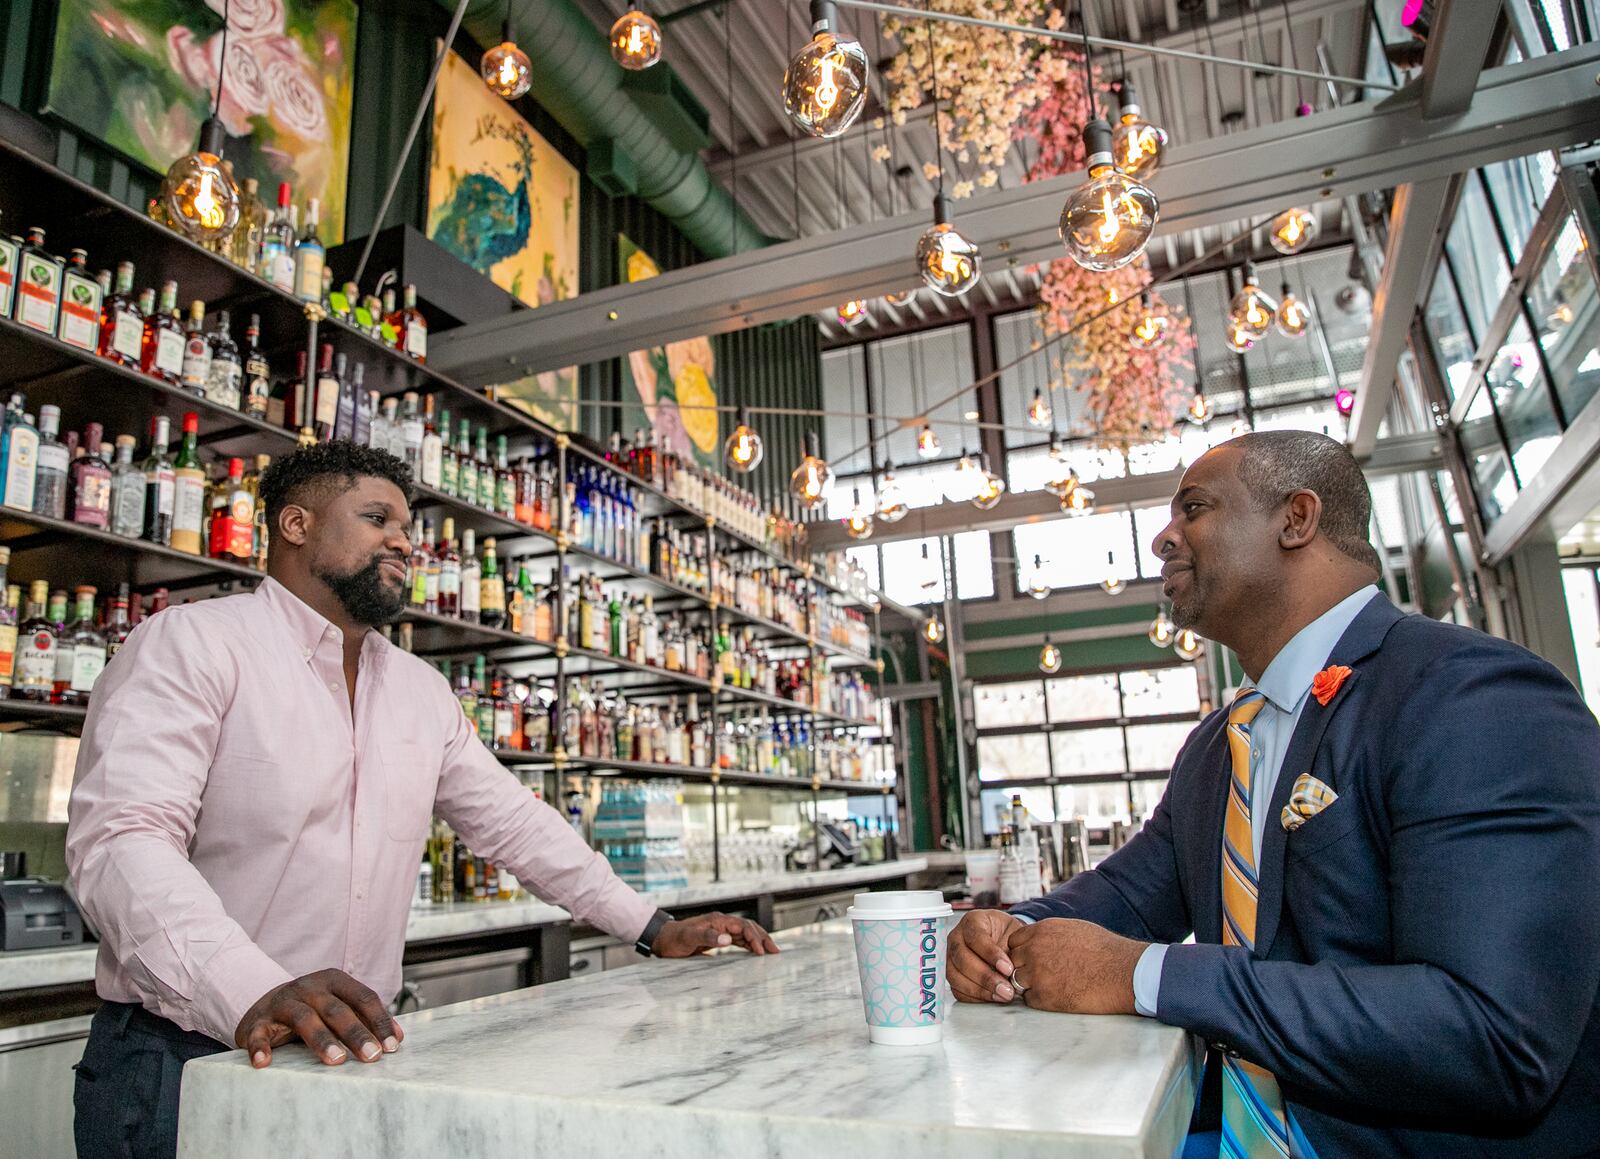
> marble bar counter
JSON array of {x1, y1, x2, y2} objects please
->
[
  {"x1": 177, "y1": 919, "x2": 1195, "y2": 1159},
  {"x1": 629, "y1": 858, "x2": 927, "y2": 911}
]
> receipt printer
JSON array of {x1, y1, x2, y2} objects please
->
[{"x1": 0, "y1": 879, "x2": 85, "y2": 951}]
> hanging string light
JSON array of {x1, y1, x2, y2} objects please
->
[
  {"x1": 1147, "y1": 605, "x2": 1176, "y2": 647},
  {"x1": 1224, "y1": 321, "x2": 1257, "y2": 353},
  {"x1": 1026, "y1": 554, "x2": 1051, "y2": 599},
  {"x1": 1269, "y1": 206, "x2": 1319, "y2": 255},
  {"x1": 1045, "y1": 432, "x2": 1080, "y2": 498},
  {"x1": 788, "y1": 432, "x2": 833, "y2": 509},
  {"x1": 1038, "y1": 634, "x2": 1063, "y2": 674},
  {"x1": 723, "y1": 404, "x2": 764, "y2": 472},
  {"x1": 1100, "y1": 551, "x2": 1126, "y2": 596},
  {"x1": 1110, "y1": 81, "x2": 1168, "y2": 181},
  {"x1": 972, "y1": 452, "x2": 1006, "y2": 510},
  {"x1": 946, "y1": 447, "x2": 983, "y2": 502},
  {"x1": 877, "y1": 464, "x2": 908, "y2": 522},
  {"x1": 837, "y1": 299, "x2": 869, "y2": 328},
  {"x1": 918, "y1": 543, "x2": 944, "y2": 594},
  {"x1": 783, "y1": 0, "x2": 869, "y2": 138},
  {"x1": 483, "y1": 0, "x2": 533, "y2": 99},
  {"x1": 1061, "y1": 484, "x2": 1096, "y2": 516},
  {"x1": 913, "y1": 11, "x2": 981, "y2": 297},
  {"x1": 916, "y1": 423, "x2": 942, "y2": 459},
  {"x1": 1027, "y1": 387, "x2": 1053, "y2": 428},
  {"x1": 610, "y1": 7, "x2": 663, "y2": 70},
  {"x1": 1186, "y1": 392, "x2": 1214, "y2": 425},
  {"x1": 886, "y1": 289, "x2": 917, "y2": 306},
  {"x1": 922, "y1": 615, "x2": 946, "y2": 644},
  {"x1": 1174, "y1": 627, "x2": 1204, "y2": 660},
  {"x1": 161, "y1": 0, "x2": 240, "y2": 242},
  {"x1": 1227, "y1": 262, "x2": 1277, "y2": 342},
  {"x1": 1130, "y1": 290, "x2": 1169, "y2": 349},
  {"x1": 1276, "y1": 280, "x2": 1311, "y2": 338},
  {"x1": 843, "y1": 485, "x2": 875, "y2": 540}
]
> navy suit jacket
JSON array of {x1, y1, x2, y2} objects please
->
[{"x1": 1014, "y1": 594, "x2": 1600, "y2": 1157}]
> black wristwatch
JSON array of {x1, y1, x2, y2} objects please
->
[{"x1": 634, "y1": 909, "x2": 675, "y2": 957}]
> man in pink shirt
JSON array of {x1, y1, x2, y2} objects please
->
[{"x1": 67, "y1": 441, "x2": 778, "y2": 1158}]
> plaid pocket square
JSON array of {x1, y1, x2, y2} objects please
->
[{"x1": 1280, "y1": 773, "x2": 1338, "y2": 832}]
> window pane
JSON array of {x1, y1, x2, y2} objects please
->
[
  {"x1": 1126, "y1": 721, "x2": 1196, "y2": 772},
  {"x1": 1446, "y1": 175, "x2": 1513, "y2": 341},
  {"x1": 1133, "y1": 504, "x2": 1171, "y2": 579},
  {"x1": 1056, "y1": 782, "x2": 1134, "y2": 827},
  {"x1": 973, "y1": 682, "x2": 1046, "y2": 727},
  {"x1": 977, "y1": 734, "x2": 1050, "y2": 782},
  {"x1": 1120, "y1": 667, "x2": 1200, "y2": 716},
  {"x1": 1528, "y1": 216, "x2": 1600, "y2": 424},
  {"x1": 845, "y1": 545, "x2": 880, "y2": 592},
  {"x1": 1492, "y1": 314, "x2": 1563, "y2": 484},
  {"x1": 872, "y1": 327, "x2": 973, "y2": 468},
  {"x1": 979, "y1": 787, "x2": 1056, "y2": 834},
  {"x1": 1129, "y1": 779, "x2": 1169, "y2": 825},
  {"x1": 880, "y1": 537, "x2": 945, "y2": 606},
  {"x1": 1483, "y1": 156, "x2": 1555, "y2": 261},
  {"x1": 1013, "y1": 513, "x2": 1138, "y2": 592},
  {"x1": 1562, "y1": 567, "x2": 1600, "y2": 719},
  {"x1": 821, "y1": 348, "x2": 870, "y2": 476},
  {"x1": 1007, "y1": 441, "x2": 1126, "y2": 495},
  {"x1": 1369, "y1": 475, "x2": 1406, "y2": 551},
  {"x1": 1045, "y1": 673, "x2": 1121, "y2": 721},
  {"x1": 1252, "y1": 398, "x2": 1346, "y2": 438},
  {"x1": 952, "y1": 530, "x2": 995, "y2": 599},
  {"x1": 1050, "y1": 727, "x2": 1127, "y2": 776},
  {"x1": 994, "y1": 309, "x2": 1097, "y2": 441},
  {"x1": 1427, "y1": 263, "x2": 1478, "y2": 403}
]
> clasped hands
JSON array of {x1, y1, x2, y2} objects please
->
[{"x1": 946, "y1": 910, "x2": 1149, "y2": 1015}]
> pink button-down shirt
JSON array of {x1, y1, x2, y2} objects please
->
[{"x1": 67, "y1": 577, "x2": 654, "y2": 1046}]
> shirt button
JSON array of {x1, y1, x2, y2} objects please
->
[
  {"x1": 329, "y1": 680, "x2": 340, "y2": 691},
  {"x1": 302, "y1": 647, "x2": 311, "y2": 659},
  {"x1": 1253, "y1": 749, "x2": 1262, "y2": 760}
]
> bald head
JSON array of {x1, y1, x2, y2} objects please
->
[{"x1": 1232, "y1": 430, "x2": 1381, "y2": 574}]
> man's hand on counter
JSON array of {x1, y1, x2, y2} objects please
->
[
  {"x1": 948, "y1": 910, "x2": 1026, "y2": 1004},
  {"x1": 235, "y1": 968, "x2": 405, "y2": 1068},
  {"x1": 653, "y1": 913, "x2": 781, "y2": 958},
  {"x1": 1006, "y1": 918, "x2": 1147, "y2": 1016}
]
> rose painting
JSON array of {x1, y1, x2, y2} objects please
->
[
  {"x1": 45, "y1": 0, "x2": 356, "y2": 242},
  {"x1": 617, "y1": 235, "x2": 719, "y2": 469}
]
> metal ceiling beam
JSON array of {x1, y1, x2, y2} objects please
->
[
  {"x1": 1419, "y1": 0, "x2": 1506, "y2": 119},
  {"x1": 430, "y1": 44, "x2": 1600, "y2": 384}
]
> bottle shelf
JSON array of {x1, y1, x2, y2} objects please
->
[
  {"x1": 497, "y1": 750, "x2": 894, "y2": 795},
  {"x1": 713, "y1": 683, "x2": 879, "y2": 729},
  {"x1": 0, "y1": 504, "x2": 263, "y2": 592}
]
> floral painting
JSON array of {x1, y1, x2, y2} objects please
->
[
  {"x1": 46, "y1": 0, "x2": 356, "y2": 242},
  {"x1": 617, "y1": 235, "x2": 719, "y2": 468},
  {"x1": 426, "y1": 48, "x2": 578, "y2": 311}
]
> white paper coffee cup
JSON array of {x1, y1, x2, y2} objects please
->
[{"x1": 846, "y1": 890, "x2": 954, "y2": 1045}]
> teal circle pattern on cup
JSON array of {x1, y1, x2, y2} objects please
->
[{"x1": 852, "y1": 915, "x2": 950, "y2": 1032}]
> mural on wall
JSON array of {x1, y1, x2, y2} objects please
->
[
  {"x1": 46, "y1": 0, "x2": 357, "y2": 242},
  {"x1": 618, "y1": 235, "x2": 719, "y2": 468}
]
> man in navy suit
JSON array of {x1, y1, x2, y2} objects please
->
[{"x1": 947, "y1": 431, "x2": 1600, "y2": 1157}]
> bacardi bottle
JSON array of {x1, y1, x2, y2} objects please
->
[{"x1": 13, "y1": 581, "x2": 56, "y2": 702}]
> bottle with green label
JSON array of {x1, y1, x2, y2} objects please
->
[
  {"x1": 15, "y1": 227, "x2": 62, "y2": 335},
  {"x1": 0, "y1": 216, "x2": 21, "y2": 318},
  {"x1": 57, "y1": 249, "x2": 103, "y2": 352}
]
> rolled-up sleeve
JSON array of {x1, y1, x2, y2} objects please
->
[{"x1": 66, "y1": 611, "x2": 292, "y2": 1045}]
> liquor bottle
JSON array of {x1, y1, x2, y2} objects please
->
[
  {"x1": 294, "y1": 197, "x2": 325, "y2": 304},
  {"x1": 242, "y1": 315, "x2": 271, "y2": 419},
  {"x1": 179, "y1": 301, "x2": 212, "y2": 395},
  {"x1": 70, "y1": 425, "x2": 112, "y2": 528},
  {"x1": 460, "y1": 528, "x2": 480, "y2": 624},
  {"x1": 275, "y1": 350, "x2": 306, "y2": 431},
  {"x1": 103, "y1": 583, "x2": 133, "y2": 661},
  {"x1": 406, "y1": 517, "x2": 428, "y2": 610},
  {"x1": 231, "y1": 177, "x2": 267, "y2": 273},
  {"x1": 107, "y1": 435, "x2": 145, "y2": 539},
  {"x1": 455, "y1": 419, "x2": 477, "y2": 506},
  {"x1": 0, "y1": 550, "x2": 12, "y2": 698},
  {"x1": 385, "y1": 283, "x2": 428, "y2": 362},
  {"x1": 493, "y1": 436, "x2": 515, "y2": 517},
  {"x1": 479, "y1": 537, "x2": 506, "y2": 629},
  {"x1": 532, "y1": 574, "x2": 553, "y2": 642},
  {"x1": 369, "y1": 395, "x2": 394, "y2": 453},
  {"x1": 13, "y1": 581, "x2": 56, "y2": 702},
  {"x1": 15, "y1": 227, "x2": 63, "y2": 335},
  {"x1": 55, "y1": 586, "x2": 105, "y2": 705},
  {"x1": 2, "y1": 406, "x2": 38, "y2": 511},
  {"x1": 209, "y1": 457, "x2": 255, "y2": 561},
  {"x1": 399, "y1": 392, "x2": 423, "y2": 474},
  {"x1": 206, "y1": 309, "x2": 242, "y2": 410},
  {"x1": 58, "y1": 249, "x2": 104, "y2": 352},
  {"x1": 438, "y1": 410, "x2": 458, "y2": 497},
  {"x1": 0, "y1": 222, "x2": 18, "y2": 318},
  {"x1": 419, "y1": 394, "x2": 442, "y2": 489},
  {"x1": 170, "y1": 412, "x2": 206, "y2": 555},
  {"x1": 261, "y1": 183, "x2": 296, "y2": 293},
  {"x1": 472, "y1": 655, "x2": 494, "y2": 747},
  {"x1": 141, "y1": 415, "x2": 175, "y2": 545},
  {"x1": 639, "y1": 594, "x2": 659, "y2": 666},
  {"x1": 509, "y1": 561, "x2": 531, "y2": 635},
  {"x1": 333, "y1": 353, "x2": 356, "y2": 442},
  {"x1": 473, "y1": 426, "x2": 491, "y2": 509},
  {"x1": 245, "y1": 455, "x2": 270, "y2": 570},
  {"x1": 99, "y1": 261, "x2": 144, "y2": 369},
  {"x1": 351, "y1": 368, "x2": 372, "y2": 447},
  {"x1": 31, "y1": 405, "x2": 69, "y2": 519},
  {"x1": 142, "y1": 281, "x2": 184, "y2": 386},
  {"x1": 312, "y1": 344, "x2": 339, "y2": 442},
  {"x1": 437, "y1": 517, "x2": 461, "y2": 618}
]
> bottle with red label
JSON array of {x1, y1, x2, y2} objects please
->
[
  {"x1": 13, "y1": 581, "x2": 56, "y2": 702},
  {"x1": 15, "y1": 227, "x2": 62, "y2": 335},
  {"x1": 209, "y1": 457, "x2": 256, "y2": 562},
  {"x1": 57, "y1": 249, "x2": 104, "y2": 352}
]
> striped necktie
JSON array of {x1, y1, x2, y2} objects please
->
[{"x1": 1220, "y1": 688, "x2": 1293, "y2": 1158}]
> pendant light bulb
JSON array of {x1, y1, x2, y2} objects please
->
[
  {"x1": 723, "y1": 405, "x2": 764, "y2": 472},
  {"x1": 1224, "y1": 322, "x2": 1257, "y2": 354},
  {"x1": 1100, "y1": 551, "x2": 1126, "y2": 596},
  {"x1": 1110, "y1": 82, "x2": 1168, "y2": 181},
  {"x1": 1174, "y1": 627, "x2": 1204, "y2": 661},
  {"x1": 1061, "y1": 484, "x2": 1096, "y2": 516},
  {"x1": 783, "y1": 0, "x2": 869, "y2": 139},
  {"x1": 885, "y1": 289, "x2": 917, "y2": 306},
  {"x1": 610, "y1": 8, "x2": 663, "y2": 71},
  {"x1": 876, "y1": 466, "x2": 908, "y2": 523},
  {"x1": 1227, "y1": 263, "x2": 1277, "y2": 341},
  {"x1": 972, "y1": 454, "x2": 1006, "y2": 510},
  {"x1": 1276, "y1": 284, "x2": 1312, "y2": 339},
  {"x1": 1186, "y1": 392, "x2": 1214, "y2": 426},
  {"x1": 946, "y1": 449, "x2": 982, "y2": 502},
  {"x1": 1038, "y1": 635, "x2": 1063, "y2": 675},
  {"x1": 1026, "y1": 554, "x2": 1051, "y2": 600},
  {"x1": 161, "y1": 116, "x2": 240, "y2": 243},
  {"x1": 916, "y1": 194, "x2": 982, "y2": 297},
  {"x1": 922, "y1": 615, "x2": 945, "y2": 645},
  {"x1": 916, "y1": 423, "x2": 941, "y2": 459},
  {"x1": 844, "y1": 486, "x2": 874, "y2": 540},
  {"x1": 1269, "y1": 206, "x2": 1319, "y2": 256},
  {"x1": 836, "y1": 299, "x2": 869, "y2": 328},
  {"x1": 1130, "y1": 290, "x2": 1169, "y2": 350},
  {"x1": 1147, "y1": 606, "x2": 1176, "y2": 647},
  {"x1": 788, "y1": 432, "x2": 833, "y2": 510},
  {"x1": 1027, "y1": 386, "x2": 1052, "y2": 428},
  {"x1": 1060, "y1": 120, "x2": 1159, "y2": 271},
  {"x1": 482, "y1": 21, "x2": 533, "y2": 99}
]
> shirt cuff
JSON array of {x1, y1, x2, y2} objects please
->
[
  {"x1": 194, "y1": 935, "x2": 295, "y2": 1047},
  {"x1": 1013, "y1": 914, "x2": 1036, "y2": 925},
  {"x1": 1132, "y1": 942, "x2": 1168, "y2": 1018}
]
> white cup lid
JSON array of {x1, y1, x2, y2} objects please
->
[{"x1": 847, "y1": 890, "x2": 952, "y2": 919}]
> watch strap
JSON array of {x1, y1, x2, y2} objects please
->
[{"x1": 635, "y1": 909, "x2": 674, "y2": 957}]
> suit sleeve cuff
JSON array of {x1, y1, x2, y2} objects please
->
[{"x1": 1133, "y1": 942, "x2": 1168, "y2": 1017}]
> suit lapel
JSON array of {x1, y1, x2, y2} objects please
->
[
  {"x1": 1251, "y1": 594, "x2": 1406, "y2": 958},
  {"x1": 1193, "y1": 725, "x2": 1232, "y2": 945}
]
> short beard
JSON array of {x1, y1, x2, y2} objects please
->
[{"x1": 315, "y1": 555, "x2": 406, "y2": 626}]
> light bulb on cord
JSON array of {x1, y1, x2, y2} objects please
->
[
  {"x1": 922, "y1": 615, "x2": 945, "y2": 645},
  {"x1": 1027, "y1": 387, "x2": 1052, "y2": 428},
  {"x1": 947, "y1": 448, "x2": 982, "y2": 502},
  {"x1": 1147, "y1": 606, "x2": 1176, "y2": 647},
  {"x1": 1276, "y1": 282, "x2": 1311, "y2": 339},
  {"x1": 723, "y1": 405, "x2": 764, "y2": 472},
  {"x1": 1059, "y1": 119, "x2": 1159, "y2": 271},
  {"x1": 843, "y1": 486, "x2": 874, "y2": 540},
  {"x1": 1186, "y1": 392, "x2": 1214, "y2": 425},
  {"x1": 1174, "y1": 627, "x2": 1204, "y2": 661},
  {"x1": 1026, "y1": 554, "x2": 1051, "y2": 600},
  {"x1": 1269, "y1": 206, "x2": 1319, "y2": 255},
  {"x1": 783, "y1": 0, "x2": 869, "y2": 138},
  {"x1": 1100, "y1": 551, "x2": 1126, "y2": 596},
  {"x1": 161, "y1": 115, "x2": 240, "y2": 243},
  {"x1": 482, "y1": 20, "x2": 533, "y2": 99},
  {"x1": 972, "y1": 453, "x2": 1006, "y2": 510},
  {"x1": 788, "y1": 432, "x2": 833, "y2": 510},
  {"x1": 1227, "y1": 263, "x2": 1277, "y2": 341},
  {"x1": 610, "y1": 8, "x2": 663, "y2": 70},
  {"x1": 1224, "y1": 322, "x2": 1257, "y2": 353},
  {"x1": 1046, "y1": 435, "x2": 1079, "y2": 498},
  {"x1": 837, "y1": 299, "x2": 869, "y2": 328},
  {"x1": 1061, "y1": 485, "x2": 1096, "y2": 516},
  {"x1": 916, "y1": 423, "x2": 941, "y2": 459},
  {"x1": 876, "y1": 466, "x2": 908, "y2": 522},
  {"x1": 885, "y1": 289, "x2": 917, "y2": 306},
  {"x1": 1038, "y1": 635, "x2": 1063, "y2": 674},
  {"x1": 916, "y1": 193, "x2": 982, "y2": 296},
  {"x1": 1130, "y1": 290, "x2": 1169, "y2": 349},
  {"x1": 1110, "y1": 81, "x2": 1168, "y2": 181}
]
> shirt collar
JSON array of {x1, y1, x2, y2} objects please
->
[
  {"x1": 256, "y1": 576, "x2": 383, "y2": 665},
  {"x1": 1250, "y1": 585, "x2": 1380, "y2": 714}
]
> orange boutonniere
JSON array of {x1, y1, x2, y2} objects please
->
[{"x1": 1311, "y1": 665, "x2": 1353, "y2": 707}]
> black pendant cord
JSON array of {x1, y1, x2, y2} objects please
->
[
  {"x1": 726, "y1": 0, "x2": 738, "y2": 255},
  {"x1": 214, "y1": 0, "x2": 232, "y2": 117},
  {"x1": 1078, "y1": 1, "x2": 1097, "y2": 122},
  {"x1": 788, "y1": 5, "x2": 802, "y2": 237},
  {"x1": 922, "y1": 1, "x2": 944, "y2": 201}
]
